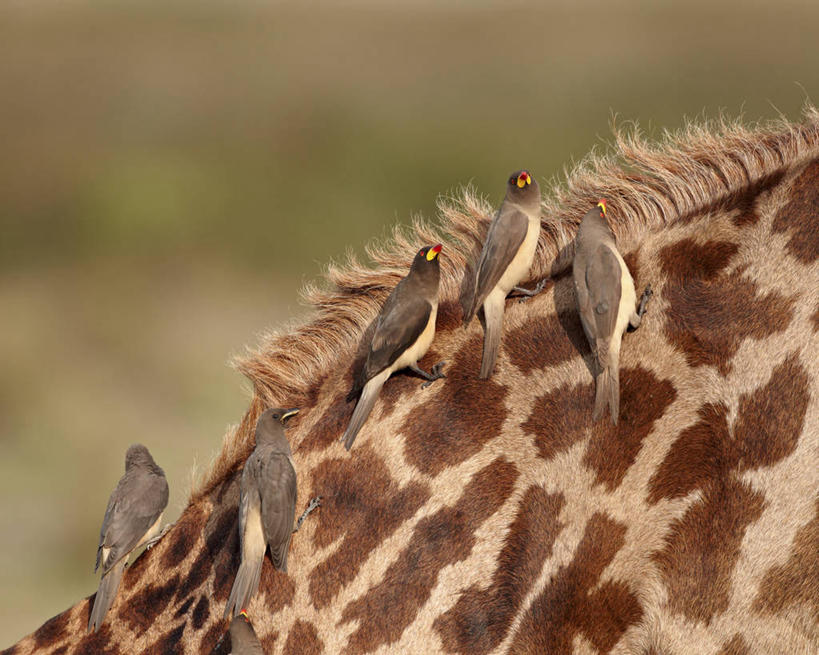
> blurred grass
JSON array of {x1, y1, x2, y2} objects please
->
[{"x1": 1, "y1": 0, "x2": 818, "y2": 646}]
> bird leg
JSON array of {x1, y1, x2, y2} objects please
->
[
  {"x1": 637, "y1": 284, "x2": 653, "y2": 316},
  {"x1": 294, "y1": 496, "x2": 322, "y2": 532},
  {"x1": 145, "y1": 522, "x2": 175, "y2": 550},
  {"x1": 511, "y1": 278, "x2": 547, "y2": 302},
  {"x1": 409, "y1": 361, "x2": 447, "y2": 388},
  {"x1": 628, "y1": 284, "x2": 653, "y2": 331}
]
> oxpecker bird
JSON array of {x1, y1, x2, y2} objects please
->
[
  {"x1": 572, "y1": 200, "x2": 652, "y2": 424},
  {"x1": 209, "y1": 610, "x2": 264, "y2": 655},
  {"x1": 229, "y1": 611, "x2": 265, "y2": 654},
  {"x1": 224, "y1": 408, "x2": 301, "y2": 619},
  {"x1": 88, "y1": 444, "x2": 169, "y2": 632},
  {"x1": 343, "y1": 244, "x2": 444, "y2": 450},
  {"x1": 464, "y1": 170, "x2": 544, "y2": 378}
]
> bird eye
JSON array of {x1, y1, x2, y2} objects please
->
[{"x1": 419, "y1": 249, "x2": 424, "y2": 256}]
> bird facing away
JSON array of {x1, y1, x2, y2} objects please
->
[
  {"x1": 224, "y1": 408, "x2": 299, "y2": 619},
  {"x1": 572, "y1": 200, "x2": 652, "y2": 424},
  {"x1": 88, "y1": 444, "x2": 168, "y2": 632},
  {"x1": 228, "y1": 610, "x2": 265, "y2": 654},
  {"x1": 463, "y1": 170, "x2": 543, "y2": 378},
  {"x1": 342, "y1": 244, "x2": 445, "y2": 451}
]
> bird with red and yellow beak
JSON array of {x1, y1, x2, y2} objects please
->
[
  {"x1": 343, "y1": 244, "x2": 445, "y2": 450},
  {"x1": 572, "y1": 200, "x2": 652, "y2": 424},
  {"x1": 464, "y1": 170, "x2": 544, "y2": 378}
]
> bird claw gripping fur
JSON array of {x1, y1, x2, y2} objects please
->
[
  {"x1": 637, "y1": 283, "x2": 653, "y2": 317},
  {"x1": 145, "y1": 522, "x2": 175, "y2": 550},
  {"x1": 295, "y1": 496, "x2": 322, "y2": 532},
  {"x1": 421, "y1": 361, "x2": 447, "y2": 389},
  {"x1": 514, "y1": 278, "x2": 547, "y2": 302}
]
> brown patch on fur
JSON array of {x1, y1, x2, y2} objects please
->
[
  {"x1": 282, "y1": 620, "x2": 323, "y2": 655},
  {"x1": 339, "y1": 458, "x2": 519, "y2": 654},
  {"x1": 434, "y1": 486, "x2": 565, "y2": 653},
  {"x1": 772, "y1": 158, "x2": 819, "y2": 263},
  {"x1": 812, "y1": 305, "x2": 819, "y2": 332},
  {"x1": 754, "y1": 498, "x2": 819, "y2": 622},
  {"x1": 258, "y1": 559, "x2": 296, "y2": 612},
  {"x1": 176, "y1": 500, "x2": 238, "y2": 603},
  {"x1": 308, "y1": 447, "x2": 430, "y2": 609},
  {"x1": 173, "y1": 596, "x2": 193, "y2": 617},
  {"x1": 505, "y1": 311, "x2": 586, "y2": 374},
  {"x1": 436, "y1": 299, "x2": 463, "y2": 333},
  {"x1": 161, "y1": 502, "x2": 206, "y2": 569},
  {"x1": 659, "y1": 238, "x2": 739, "y2": 283},
  {"x1": 118, "y1": 574, "x2": 180, "y2": 633},
  {"x1": 508, "y1": 513, "x2": 642, "y2": 654},
  {"x1": 143, "y1": 623, "x2": 184, "y2": 655},
  {"x1": 0, "y1": 646, "x2": 17, "y2": 655},
  {"x1": 402, "y1": 336, "x2": 509, "y2": 475},
  {"x1": 71, "y1": 624, "x2": 117, "y2": 655},
  {"x1": 648, "y1": 402, "x2": 730, "y2": 503},
  {"x1": 717, "y1": 633, "x2": 751, "y2": 655},
  {"x1": 33, "y1": 609, "x2": 70, "y2": 649},
  {"x1": 191, "y1": 595, "x2": 209, "y2": 630},
  {"x1": 583, "y1": 367, "x2": 677, "y2": 490},
  {"x1": 301, "y1": 383, "x2": 354, "y2": 453},
  {"x1": 662, "y1": 255, "x2": 794, "y2": 376},
  {"x1": 732, "y1": 353, "x2": 809, "y2": 470},
  {"x1": 522, "y1": 381, "x2": 593, "y2": 460},
  {"x1": 649, "y1": 354, "x2": 808, "y2": 504},
  {"x1": 259, "y1": 631, "x2": 279, "y2": 654},
  {"x1": 654, "y1": 479, "x2": 765, "y2": 623}
]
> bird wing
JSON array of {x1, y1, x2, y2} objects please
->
[
  {"x1": 258, "y1": 451, "x2": 297, "y2": 570},
  {"x1": 238, "y1": 456, "x2": 262, "y2": 561},
  {"x1": 98, "y1": 470, "x2": 168, "y2": 574},
  {"x1": 584, "y1": 244, "x2": 622, "y2": 356},
  {"x1": 361, "y1": 279, "x2": 432, "y2": 381},
  {"x1": 468, "y1": 204, "x2": 529, "y2": 317}
]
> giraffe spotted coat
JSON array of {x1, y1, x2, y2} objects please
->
[{"x1": 5, "y1": 111, "x2": 819, "y2": 655}]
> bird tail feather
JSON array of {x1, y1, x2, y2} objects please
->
[
  {"x1": 224, "y1": 551, "x2": 263, "y2": 619},
  {"x1": 88, "y1": 558, "x2": 126, "y2": 632},
  {"x1": 479, "y1": 295, "x2": 503, "y2": 379},
  {"x1": 593, "y1": 343, "x2": 619, "y2": 425},
  {"x1": 342, "y1": 370, "x2": 388, "y2": 450}
]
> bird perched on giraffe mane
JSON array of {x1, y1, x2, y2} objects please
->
[
  {"x1": 463, "y1": 170, "x2": 544, "y2": 378},
  {"x1": 572, "y1": 200, "x2": 652, "y2": 424},
  {"x1": 88, "y1": 443, "x2": 169, "y2": 632},
  {"x1": 342, "y1": 244, "x2": 445, "y2": 450},
  {"x1": 224, "y1": 408, "x2": 302, "y2": 619}
]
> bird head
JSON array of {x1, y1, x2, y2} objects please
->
[
  {"x1": 597, "y1": 199, "x2": 607, "y2": 218},
  {"x1": 409, "y1": 243, "x2": 442, "y2": 281},
  {"x1": 505, "y1": 169, "x2": 540, "y2": 207},
  {"x1": 260, "y1": 407, "x2": 299, "y2": 427}
]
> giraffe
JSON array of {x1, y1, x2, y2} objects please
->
[{"x1": 5, "y1": 109, "x2": 819, "y2": 655}]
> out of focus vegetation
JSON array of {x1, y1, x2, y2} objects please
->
[{"x1": 1, "y1": 0, "x2": 817, "y2": 646}]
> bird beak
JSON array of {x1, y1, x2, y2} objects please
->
[
  {"x1": 427, "y1": 244, "x2": 442, "y2": 261},
  {"x1": 597, "y1": 199, "x2": 607, "y2": 216},
  {"x1": 281, "y1": 408, "x2": 300, "y2": 423},
  {"x1": 517, "y1": 172, "x2": 530, "y2": 188}
]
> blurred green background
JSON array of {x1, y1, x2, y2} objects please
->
[{"x1": 1, "y1": 0, "x2": 817, "y2": 646}]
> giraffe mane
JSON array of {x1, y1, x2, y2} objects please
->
[{"x1": 193, "y1": 105, "x2": 819, "y2": 501}]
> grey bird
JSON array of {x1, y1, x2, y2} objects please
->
[
  {"x1": 229, "y1": 611, "x2": 265, "y2": 654},
  {"x1": 209, "y1": 611, "x2": 264, "y2": 655},
  {"x1": 463, "y1": 170, "x2": 544, "y2": 378},
  {"x1": 342, "y1": 244, "x2": 445, "y2": 451},
  {"x1": 224, "y1": 408, "x2": 299, "y2": 619},
  {"x1": 572, "y1": 200, "x2": 652, "y2": 424},
  {"x1": 88, "y1": 444, "x2": 169, "y2": 632}
]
